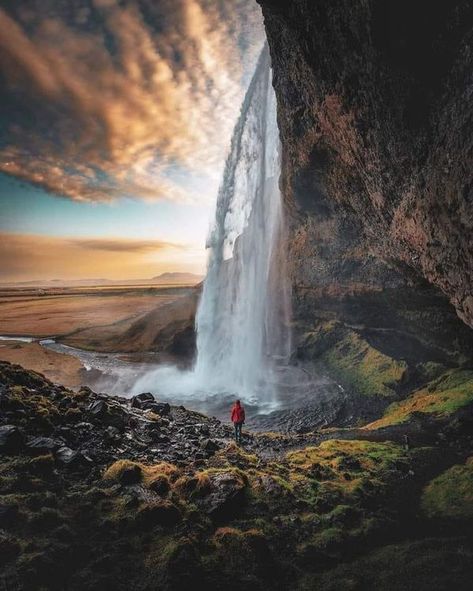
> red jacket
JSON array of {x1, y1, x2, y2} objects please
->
[{"x1": 231, "y1": 403, "x2": 245, "y2": 423}]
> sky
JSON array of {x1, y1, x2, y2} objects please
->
[{"x1": 0, "y1": 0, "x2": 264, "y2": 282}]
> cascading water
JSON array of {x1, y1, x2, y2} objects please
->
[
  {"x1": 193, "y1": 45, "x2": 291, "y2": 403},
  {"x1": 132, "y1": 45, "x2": 292, "y2": 414}
]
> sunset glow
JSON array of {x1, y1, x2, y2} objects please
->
[{"x1": 0, "y1": 0, "x2": 264, "y2": 282}]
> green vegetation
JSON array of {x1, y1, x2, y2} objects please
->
[
  {"x1": 302, "y1": 322, "x2": 407, "y2": 398},
  {"x1": 302, "y1": 537, "x2": 473, "y2": 591},
  {"x1": 366, "y1": 369, "x2": 473, "y2": 429},
  {"x1": 103, "y1": 459, "x2": 178, "y2": 490},
  {"x1": 2, "y1": 362, "x2": 473, "y2": 590},
  {"x1": 421, "y1": 457, "x2": 473, "y2": 520}
]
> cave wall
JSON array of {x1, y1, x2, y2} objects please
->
[{"x1": 257, "y1": 0, "x2": 473, "y2": 343}]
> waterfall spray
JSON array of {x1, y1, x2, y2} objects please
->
[{"x1": 193, "y1": 45, "x2": 291, "y2": 403}]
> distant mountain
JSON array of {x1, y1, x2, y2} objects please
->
[
  {"x1": 150, "y1": 272, "x2": 203, "y2": 284},
  {"x1": 0, "y1": 273, "x2": 204, "y2": 288}
]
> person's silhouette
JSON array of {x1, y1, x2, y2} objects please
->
[{"x1": 230, "y1": 399, "x2": 245, "y2": 444}]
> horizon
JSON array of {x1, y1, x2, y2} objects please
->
[{"x1": 0, "y1": 270, "x2": 204, "y2": 287}]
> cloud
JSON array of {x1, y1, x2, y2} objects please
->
[
  {"x1": 72, "y1": 237, "x2": 185, "y2": 252},
  {"x1": 0, "y1": 1, "x2": 264, "y2": 203},
  {"x1": 0, "y1": 232, "x2": 202, "y2": 281}
]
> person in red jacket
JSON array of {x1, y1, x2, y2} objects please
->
[{"x1": 231, "y1": 399, "x2": 245, "y2": 444}]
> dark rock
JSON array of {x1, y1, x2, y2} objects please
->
[
  {"x1": 198, "y1": 424, "x2": 210, "y2": 436},
  {"x1": 87, "y1": 400, "x2": 127, "y2": 431},
  {"x1": 0, "y1": 425, "x2": 24, "y2": 454},
  {"x1": 55, "y1": 446, "x2": 91, "y2": 470},
  {"x1": 0, "y1": 532, "x2": 21, "y2": 564},
  {"x1": 196, "y1": 471, "x2": 246, "y2": 521},
  {"x1": 142, "y1": 401, "x2": 171, "y2": 416},
  {"x1": 26, "y1": 436, "x2": 60, "y2": 454},
  {"x1": 136, "y1": 501, "x2": 181, "y2": 528},
  {"x1": 119, "y1": 464, "x2": 142, "y2": 485},
  {"x1": 0, "y1": 504, "x2": 19, "y2": 528},
  {"x1": 201, "y1": 439, "x2": 219, "y2": 454},
  {"x1": 131, "y1": 392, "x2": 155, "y2": 409},
  {"x1": 252, "y1": 0, "x2": 473, "y2": 414},
  {"x1": 105, "y1": 426, "x2": 121, "y2": 440},
  {"x1": 148, "y1": 475, "x2": 170, "y2": 496}
]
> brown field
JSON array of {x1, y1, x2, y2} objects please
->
[
  {"x1": 0, "y1": 340, "x2": 85, "y2": 387},
  {"x1": 0, "y1": 284, "x2": 199, "y2": 383},
  {"x1": 0, "y1": 285, "x2": 195, "y2": 338}
]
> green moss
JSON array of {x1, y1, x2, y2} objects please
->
[
  {"x1": 302, "y1": 537, "x2": 473, "y2": 591},
  {"x1": 366, "y1": 369, "x2": 473, "y2": 429},
  {"x1": 415, "y1": 361, "x2": 447, "y2": 383},
  {"x1": 311, "y1": 526, "x2": 345, "y2": 550},
  {"x1": 103, "y1": 460, "x2": 178, "y2": 488},
  {"x1": 307, "y1": 324, "x2": 408, "y2": 398},
  {"x1": 421, "y1": 457, "x2": 473, "y2": 519},
  {"x1": 285, "y1": 440, "x2": 408, "y2": 511}
]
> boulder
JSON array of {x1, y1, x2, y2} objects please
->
[
  {"x1": 26, "y1": 436, "x2": 61, "y2": 454},
  {"x1": 55, "y1": 446, "x2": 90, "y2": 470},
  {"x1": 87, "y1": 400, "x2": 127, "y2": 431},
  {"x1": 142, "y1": 401, "x2": 171, "y2": 416},
  {"x1": 0, "y1": 425, "x2": 24, "y2": 454},
  {"x1": 196, "y1": 471, "x2": 246, "y2": 521},
  {"x1": 201, "y1": 439, "x2": 219, "y2": 454},
  {"x1": 131, "y1": 392, "x2": 155, "y2": 409}
]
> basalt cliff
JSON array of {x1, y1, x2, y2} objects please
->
[{"x1": 256, "y1": 0, "x2": 473, "y2": 425}]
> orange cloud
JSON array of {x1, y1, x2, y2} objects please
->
[
  {"x1": 0, "y1": 233, "x2": 204, "y2": 281},
  {"x1": 0, "y1": 1, "x2": 264, "y2": 203}
]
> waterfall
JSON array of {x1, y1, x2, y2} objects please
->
[
  {"x1": 132, "y1": 45, "x2": 291, "y2": 413},
  {"x1": 193, "y1": 45, "x2": 291, "y2": 404}
]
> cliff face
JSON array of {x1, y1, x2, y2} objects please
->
[{"x1": 257, "y1": 0, "x2": 473, "y2": 340}]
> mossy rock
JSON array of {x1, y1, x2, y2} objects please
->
[
  {"x1": 103, "y1": 460, "x2": 178, "y2": 489},
  {"x1": 206, "y1": 528, "x2": 276, "y2": 589},
  {"x1": 303, "y1": 537, "x2": 473, "y2": 591},
  {"x1": 365, "y1": 369, "x2": 473, "y2": 429},
  {"x1": 135, "y1": 500, "x2": 181, "y2": 529},
  {"x1": 421, "y1": 457, "x2": 473, "y2": 520},
  {"x1": 286, "y1": 440, "x2": 408, "y2": 511},
  {"x1": 302, "y1": 322, "x2": 408, "y2": 398}
]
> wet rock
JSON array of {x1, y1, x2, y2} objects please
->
[
  {"x1": 105, "y1": 426, "x2": 121, "y2": 441},
  {"x1": 55, "y1": 446, "x2": 91, "y2": 470},
  {"x1": 152, "y1": 434, "x2": 170, "y2": 444},
  {"x1": 196, "y1": 471, "x2": 246, "y2": 521},
  {"x1": 131, "y1": 392, "x2": 155, "y2": 409},
  {"x1": 201, "y1": 439, "x2": 219, "y2": 455},
  {"x1": 26, "y1": 436, "x2": 61, "y2": 454},
  {"x1": 143, "y1": 401, "x2": 171, "y2": 416},
  {"x1": 198, "y1": 423, "x2": 210, "y2": 436},
  {"x1": 0, "y1": 425, "x2": 24, "y2": 454},
  {"x1": 87, "y1": 400, "x2": 127, "y2": 431}
]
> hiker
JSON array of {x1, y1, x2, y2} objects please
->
[{"x1": 231, "y1": 399, "x2": 245, "y2": 444}]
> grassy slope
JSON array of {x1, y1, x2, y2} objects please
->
[
  {"x1": 365, "y1": 369, "x2": 473, "y2": 429},
  {"x1": 2, "y1": 362, "x2": 473, "y2": 590},
  {"x1": 300, "y1": 321, "x2": 408, "y2": 398}
]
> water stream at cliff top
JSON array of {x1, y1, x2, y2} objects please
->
[{"x1": 131, "y1": 46, "x2": 292, "y2": 413}]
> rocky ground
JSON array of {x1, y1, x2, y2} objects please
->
[{"x1": 1, "y1": 360, "x2": 473, "y2": 590}]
